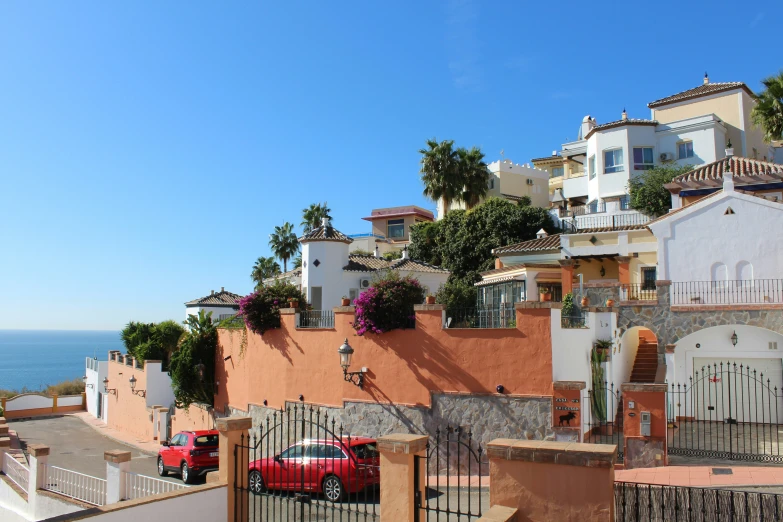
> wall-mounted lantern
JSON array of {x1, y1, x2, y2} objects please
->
[
  {"x1": 129, "y1": 375, "x2": 146, "y2": 398},
  {"x1": 83, "y1": 376, "x2": 94, "y2": 390},
  {"x1": 103, "y1": 377, "x2": 116, "y2": 395},
  {"x1": 731, "y1": 330, "x2": 738, "y2": 347},
  {"x1": 195, "y1": 363, "x2": 205, "y2": 382},
  {"x1": 338, "y1": 338, "x2": 367, "y2": 389}
]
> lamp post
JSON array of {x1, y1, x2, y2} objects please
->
[
  {"x1": 82, "y1": 376, "x2": 94, "y2": 390},
  {"x1": 731, "y1": 330, "x2": 738, "y2": 347},
  {"x1": 338, "y1": 339, "x2": 367, "y2": 389},
  {"x1": 103, "y1": 377, "x2": 116, "y2": 395},
  {"x1": 129, "y1": 375, "x2": 146, "y2": 398}
]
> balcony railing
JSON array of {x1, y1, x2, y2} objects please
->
[
  {"x1": 41, "y1": 464, "x2": 107, "y2": 506},
  {"x1": 671, "y1": 280, "x2": 783, "y2": 305},
  {"x1": 620, "y1": 284, "x2": 657, "y2": 301},
  {"x1": 347, "y1": 233, "x2": 386, "y2": 240},
  {"x1": 561, "y1": 311, "x2": 589, "y2": 329},
  {"x1": 298, "y1": 310, "x2": 335, "y2": 329},
  {"x1": 569, "y1": 212, "x2": 651, "y2": 231},
  {"x1": 123, "y1": 471, "x2": 188, "y2": 500},
  {"x1": 569, "y1": 202, "x2": 606, "y2": 216},
  {"x1": 3, "y1": 453, "x2": 29, "y2": 492},
  {"x1": 445, "y1": 305, "x2": 516, "y2": 329}
]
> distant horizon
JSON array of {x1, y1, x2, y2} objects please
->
[{"x1": 0, "y1": 329, "x2": 121, "y2": 332}]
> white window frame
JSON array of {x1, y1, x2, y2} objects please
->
[
  {"x1": 588, "y1": 155, "x2": 596, "y2": 179},
  {"x1": 603, "y1": 148, "x2": 624, "y2": 174},
  {"x1": 387, "y1": 219, "x2": 405, "y2": 239},
  {"x1": 677, "y1": 140, "x2": 694, "y2": 159},
  {"x1": 632, "y1": 147, "x2": 655, "y2": 170}
]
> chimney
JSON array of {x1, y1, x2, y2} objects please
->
[
  {"x1": 402, "y1": 245, "x2": 409, "y2": 260},
  {"x1": 374, "y1": 245, "x2": 379, "y2": 258},
  {"x1": 552, "y1": 150, "x2": 557, "y2": 156},
  {"x1": 221, "y1": 287, "x2": 224, "y2": 293},
  {"x1": 536, "y1": 228, "x2": 548, "y2": 239},
  {"x1": 621, "y1": 108, "x2": 628, "y2": 121},
  {"x1": 581, "y1": 115, "x2": 595, "y2": 138},
  {"x1": 210, "y1": 290, "x2": 214, "y2": 295},
  {"x1": 704, "y1": 72, "x2": 709, "y2": 85},
  {"x1": 321, "y1": 217, "x2": 330, "y2": 228},
  {"x1": 723, "y1": 165, "x2": 735, "y2": 192}
]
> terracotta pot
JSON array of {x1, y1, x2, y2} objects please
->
[
  {"x1": 425, "y1": 296, "x2": 436, "y2": 305},
  {"x1": 605, "y1": 299, "x2": 615, "y2": 307},
  {"x1": 581, "y1": 297, "x2": 589, "y2": 307},
  {"x1": 540, "y1": 292, "x2": 552, "y2": 302},
  {"x1": 288, "y1": 299, "x2": 299, "y2": 308},
  {"x1": 341, "y1": 298, "x2": 351, "y2": 306}
]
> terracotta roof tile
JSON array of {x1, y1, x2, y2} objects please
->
[
  {"x1": 667, "y1": 157, "x2": 783, "y2": 190},
  {"x1": 479, "y1": 263, "x2": 559, "y2": 278},
  {"x1": 493, "y1": 234, "x2": 562, "y2": 255},
  {"x1": 648, "y1": 82, "x2": 752, "y2": 108},
  {"x1": 299, "y1": 223, "x2": 353, "y2": 244},
  {"x1": 185, "y1": 290, "x2": 242, "y2": 307},
  {"x1": 342, "y1": 255, "x2": 448, "y2": 274},
  {"x1": 572, "y1": 224, "x2": 649, "y2": 233}
]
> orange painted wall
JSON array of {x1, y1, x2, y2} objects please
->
[
  {"x1": 172, "y1": 405, "x2": 214, "y2": 434},
  {"x1": 215, "y1": 308, "x2": 553, "y2": 412},
  {"x1": 623, "y1": 390, "x2": 667, "y2": 439},
  {"x1": 106, "y1": 360, "x2": 153, "y2": 440}
]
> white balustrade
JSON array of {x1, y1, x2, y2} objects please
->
[
  {"x1": 2, "y1": 453, "x2": 30, "y2": 491},
  {"x1": 41, "y1": 464, "x2": 107, "y2": 506},
  {"x1": 122, "y1": 471, "x2": 188, "y2": 500}
]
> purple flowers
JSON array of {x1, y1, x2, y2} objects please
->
[
  {"x1": 238, "y1": 283, "x2": 306, "y2": 336},
  {"x1": 352, "y1": 274, "x2": 424, "y2": 336}
]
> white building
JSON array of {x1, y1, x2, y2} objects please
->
[
  {"x1": 300, "y1": 218, "x2": 449, "y2": 309},
  {"x1": 184, "y1": 288, "x2": 241, "y2": 321},
  {"x1": 84, "y1": 357, "x2": 108, "y2": 421},
  {"x1": 262, "y1": 268, "x2": 302, "y2": 290}
]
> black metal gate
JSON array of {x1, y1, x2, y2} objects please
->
[
  {"x1": 233, "y1": 404, "x2": 379, "y2": 521},
  {"x1": 668, "y1": 361, "x2": 783, "y2": 462},
  {"x1": 413, "y1": 426, "x2": 487, "y2": 521},
  {"x1": 584, "y1": 383, "x2": 624, "y2": 463}
]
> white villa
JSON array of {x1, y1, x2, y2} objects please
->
[{"x1": 184, "y1": 288, "x2": 241, "y2": 321}]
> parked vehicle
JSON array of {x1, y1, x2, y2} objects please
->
[
  {"x1": 248, "y1": 437, "x2": 379, "y2": 501},
  {"x1": 158, "y1": 430, "x2": 219, "y2": 484}
]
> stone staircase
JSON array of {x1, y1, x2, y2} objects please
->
[{"x1": 629, "y1": 332, "x2": 659, "y2": 383}]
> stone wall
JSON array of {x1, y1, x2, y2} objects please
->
[
  {"x1": 577, "y1": 284, "x2": 619, "y2": 308},
  {"x1": 229, "y1": 393, "x2": 568, "y2": 474}
]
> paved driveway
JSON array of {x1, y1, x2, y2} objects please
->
[{"x1": 8, "y1": 415, "x2": 184, "y2": 484}]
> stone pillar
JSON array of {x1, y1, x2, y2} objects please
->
[
  {"x1": 552, "y1": 382, "x2": 586, "y2": 442},
  {"x1": 487, "y1": 439, "x2": 616, "y2": 522},
  {"x1": 495, "y1": 258, "x2": 504, "y2": 270},
  {"x1": 621, "y1": 383, "x2": 667, "y2": 469},
  {"x1": 377, "y1": 434, "x2": 428, "y2": 522},
  {"x1": 478, "y1": 506, "x2": 519, "y2": 521},
  {"x1": 616, "y1": 256, "x2": 631, "y2": 287},
  {"x1": 559, "y1": 260, "x2": 575, "y2": 295},
  {"x1": 217, "y1": 416, "x2": 252, "y2": 522},
  {"x1": 104, "y1": 450, "x2": 131, "y2": 504},
  {"x1": 81, "y1": 392, "x2": 87, "y2": 409},
  {"x1": 27, "y1": 444, "x2": 49, "y2": 515},
  {"x1": 51, "y1": 394, "x2": 58, "y2": 414}
]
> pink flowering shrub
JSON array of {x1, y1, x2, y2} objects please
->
[
  {"x1": 352, "y1": 273, "x2": 425, "y2": 336},
  {"x1": 238, "y1": 281, "x2": 307, "y2": 335}
]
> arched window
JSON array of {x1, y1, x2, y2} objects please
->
[
  {"x1": 711, "y1": 263, "x2": 728, "y2": 282},
  {"x1": 736, "y1": 261, "x2": 753, "y2": 281}
]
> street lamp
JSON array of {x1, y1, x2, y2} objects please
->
[
  {"x1": 129, "y1": 375, "x2": 146, "y2": 398},
  {"x1": 731, "y1": 331, "x2": 738, "y2": 347},
  {"x1": 103, "y1": 377, "x2": 116, "y2": 395},
  {"x1": 82, "y1": 376, "x2": 94, "y2": 390},
  {"x1": 338, "y1": 338, "x2": 367, "y2": 389}
]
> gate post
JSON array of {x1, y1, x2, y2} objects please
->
[
  {"x1": 104, "y1": 449, "x2": 131, "y2": 504},
  {"x1": 552, "y1": 381, "x2": 586, "y2": 441},
  {"x1": 377, "y1": 433, "x2": 428, "y2": 522},
  {"x1": 620, "y1": 383, "x2": 668, "y2": 469},
  {"x1": 217, "y1": 416, "x2": 252, "y2": 522}
]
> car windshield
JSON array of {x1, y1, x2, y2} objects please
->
[
  {"x1": 352, "y1": 443, "x2": 379, "y2": 459},
  {"x1": 194, "y1": 434, "x2": 219, "y2": 447}
]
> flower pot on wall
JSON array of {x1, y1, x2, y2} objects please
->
[
  {"x1": 341, "y1": 298, "x2": 351, "y2": 306},
  {"x1": 581, "y1": 296, "x2": 589, "y2": 307},
  {"x1": 605, "y1": 299, "x2": 615, "y2": 307},
  {"x1": 425, "y1": 296, "x2": 436, "y2": 305},
  {"x1": 540, "y1": 292, "x2": 552, "y2": 302},
  {"x1": 288, "y1": 299, "x2": 299, "y2": 309}
]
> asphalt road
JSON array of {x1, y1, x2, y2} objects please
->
[{"x1": 8, "y1": 415, "x2": 185, "y2": 485}]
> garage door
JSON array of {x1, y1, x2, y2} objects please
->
[{"x1": 692, "y1": 357, "x2": 783, "y2": 422}]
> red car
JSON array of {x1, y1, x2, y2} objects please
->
[
  {"x1": 248, "y1": 437, "x2": 379, "y2": 501},
  {"x1": 158, "y1": 430, "x2": 219, "y2": 484}
]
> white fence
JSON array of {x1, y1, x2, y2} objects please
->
[
  {"x1": 42, "y1": 464, "x2": 107, "y2": 506},
  {"x1": 122, "y1": 471, "x2": 188, "y2": 500},
  {"x1": 2, "y1": 453, "x2": 30, "y2": 491}
]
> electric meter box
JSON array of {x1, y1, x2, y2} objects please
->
[{"x1": 640, "y1": 411, "x2": 651, "y2": 437}]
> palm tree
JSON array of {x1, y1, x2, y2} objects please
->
[
  {"x1": 301, "y1": 202, "x2": 332, "y2": 233},
  {"x1": 752, "y1": 71, "x2": 783, "y2": 143},
  {"x1": 269, "y1": 222, "x2": 299, "y2": 272},
  {"x1": 251, "y1": 256, "x2": 281, "y2": 286},
  {"x1": 459, "y1": 146, "x2": 490, "y2": 209},
  {"x1": 293, "y1": 253, "x2": 302, "y2": 269},
  {"x1": 419, "y1": 139, "x2": 462, "y2": 217}
]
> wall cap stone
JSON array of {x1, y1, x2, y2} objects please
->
[
  {"x1": 332, "y1": 306, "x2": 355, "y2": 313},
  {"x1": 0, "y1": 438, "x2": 10, "y2": 448},
  {"x1": 515, "y1": 302, "x2": 561, "y2": 309},
  {"x1": 665, "y1": 344, "x2": 676, "y2": 354},
  {"x1": 583, "y1": 282, "x2": 621, "y2": 288},
  {"x1": 621, "y1": 383, "x2": 668, "y2": 393},
  {"x1": 414, "y1": 304, "x2": 445, "y2": 311},
  {"x1": 655, "y1": 280, "x2": 672, "y2": 287},
  {"x1": 558, "y1": 259, "x2": 576, "y2": 267},
  {"x1": 104, "y1": 450, "x2": 131, "y2": 463},
  {"x1": 28, "y1": 444, "x2": 50, "y2": 457},
  {"x1": 279, "y1": 308, "x2": 296, "y2": 315},
  {"x1": 486, "y1": 439, "x2": 617, "y2": 468},
  {"x1": 616, "y1": 256, "x2": 632, "y2": 264},
  {"x1": 553, "y1": 381, "x2": 586, "y2": 391},
  {"x1": 377, "y1": 434, "x2": 428, "y2": 455},
  {"x1": 216, "y1": 416, "x2": 253, "y2": 432},
  {"x1": 0, "y1": 416, "x2": 6, "y2": 424},
  {"x1": 477, "y1": 505, "x2": 519, "y2": 522},
  {"x1": 619, "y1": 301, "x2": 659, "y2": 307},
  {"x1": 585, "y1": 306, "x2": 617, "y2": 312}
]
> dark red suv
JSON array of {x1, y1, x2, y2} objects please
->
[
  {"x1": 158, "y1": 430, "x2": 219, "y2": 484},
  {"x1": 248, "y1": 437, "x2": 379, "y2": 501}
]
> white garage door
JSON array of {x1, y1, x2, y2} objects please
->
[{"x1": 691, "y1": 357, "x2": 783, "y2": 423}]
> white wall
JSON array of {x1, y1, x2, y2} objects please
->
[
  {"x1": 551, "y1": 309, "x2": 615, "y2": 384},
  {"x1": 0, "y1": 471, "x2": 85, "y2": 522},
  {"x1": 85, "y1": 358, "x2": 108, "y2": 418},
  {"x1": 185, "y1": 306, "x2": 238, "y2": 322},
  {"x1": 144, "y1": 362, "x2": 176, "y2": 409},
  {"x1": 58, "y1": 396, "x2": 83, "y2": 407},
  {"x1": 614, "y1": 328, "x2": 642, "y2": 386},
  {"x1": 655, "y1": 116, "x2": 725, "y2": 168},
  {"x1": 302, "y1": 240, "x2": 350, "y2": 310},
  {"x1": 4, "y1": 394, "x2": 53, "y2": 411}
]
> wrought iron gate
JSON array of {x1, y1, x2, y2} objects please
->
[
  {"x1": 233, "y1": 404, "x2": 379, "y2": 521},
  {"x1": 413, "y1": 426, "x2": 487, "y2": 521},
  {"x1": 584, "y1": 383, "x2": 624, "y2": 462},
  {"x1": 668, "y1": 362, "x2": 783, "y2": 462}
]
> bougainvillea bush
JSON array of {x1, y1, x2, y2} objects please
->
[
  {"x1": 353, "y1": 272, "x2": 425, "y2": 336},
  {"x1": 238, "y1": 281, "x2": 307, "y2": 335}
]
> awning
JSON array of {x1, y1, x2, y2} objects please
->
[{"x1": 475, "y1": 274, "x2": 523, "y2": 287}]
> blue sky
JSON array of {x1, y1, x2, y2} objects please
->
[{"x1": 1, "y1": 1, "x2": 779, "y2": 330}]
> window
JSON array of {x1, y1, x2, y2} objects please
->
[
  {"x1": 170, "y1": 434, "x2": 185, "y2": 446},
  {"x1": 280, "y1": 444, "x2": 305, "y2": 459},
  {"x1": 352, "y1": 443, "x2": 379, "y2": 459},
  {"x1": 194, "y1": 434, "x2": 219, "y2": 447},
  {"x1": 552, "y1": 167, "x2": 564, "y2": 178},
  {"x1": 619, "y1": 195, "x2": 630, "y2": 210},
  {"x1": 604, "y1": 149, "x2": 624, "y2": 173},
  {"x1": 641, "y1": 267, "x2": 657, "y2": 290},
  {"x1": 308, "y1": 444, "x2": 347, "y2": 459},
  {"x1": 387, "y1": 219, "x2": 405, "y2": 238},
  {"x1": 677, "y1": 141, "x2": 694, "y2": 159},
  {"x1": 633, "y1": 147, "x2": 654, "y2": 170},
  {"x1": 589, "y1": 156, "x2": 596, "y2": 179},
  {"x1": 488, "y1": 177, "x2": 495, "y2": 189}
]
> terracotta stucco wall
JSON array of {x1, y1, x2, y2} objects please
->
[
  {"x1": 106, "y1": 360, "x2": 153, "y2": 440},
  {"x1": 171, "y1": 405, "x2": 214, "y2": 434},
  {"x1": 214, "y1": 308, "x2": 553, "y2": 412}
]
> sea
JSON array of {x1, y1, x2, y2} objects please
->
[{"x1": 0, "y1": 330, "x2": 124, "y2": 393}]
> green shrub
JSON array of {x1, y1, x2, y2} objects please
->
[
  {"x1": 436, "y1": 275, "x2": 478, "y2": 313},
  {"x1": 239, "y1": 281, "x2": 307, "y2": 335},
  {"x1": 45, "y1": 379, "x2": 85, "y2": 396}
]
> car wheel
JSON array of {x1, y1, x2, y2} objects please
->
[
  {"x1": 322, "y1": 475, "x2": 345, "y2": 502},
  {"x1": 181, "y1": 462, "x2": 194, "y2": 484},
  {"x1": 249, "y1": 470, "x2": 265, "y2": 495},
  {"x1": 157, "y1": 458, "x2": 167, "y2": 477}
]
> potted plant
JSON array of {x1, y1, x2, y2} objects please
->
[
  {"x1": 605, "y1": 298, "x2": 616, "y2": 307},
  {"x1": 425, "y1": 295, "x2": 436, "y2": 305},
  {"x1": 288, "y1": 298, "x2": 299, "y2": 309},
  {"x1": 581, "y1": 295, "x2": 590, "y2": 307},
  {"x1": 594, "y1": 338, "x2": 613, "y2": 356},
  {"x1": 539, "y1": 285, "x2": 552, "y2": 302},
  {"x1": 341, "y1": 296, "x2": 351, "y2": 306}
]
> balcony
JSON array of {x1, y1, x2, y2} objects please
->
[
  {"x1": 620, "y1": 284, "x2": 657, "y2": 302},
  {"x1": 298, "y1": 310, "x2": 335, "y2": 329},
  {"x1": 561, "y1": 212, "x2": 651, "y2": 232},
  {"x1": 563, "y1": 173, "x2": 588, "y2": 199},
  {"x1": 671, "y1": 280, "x2": 783, "y2": 306},
  {"x1": 445, "y1": 305, "x2": 516, "y2": 329}
]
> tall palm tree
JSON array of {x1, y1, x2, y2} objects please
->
[
  {"x1": 251, "y1": 256, "x2": 281, "y2": 286},
  {"x1": 268, "y1": 222, "x2": 299, "y2": 272},
  {"x1": 301, "y1": 202, "x2": 332, "y2": 233},
  {"x1": 752, "y1": 71, "x2": 783, "y2": 143},
  {"x1": 459, "y1": 146, "x2": 490, "y2": 209},
  {"x1": 293, "y1": 253, "x2": 303, "y2": 269},
  {"x1": 419, "y1": 139, "x2": 462, "y2": 217}
]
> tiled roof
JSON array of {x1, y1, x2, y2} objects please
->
[
  {"x1": 343, "y1": 254, "x2": 449, "y2": 274},
  {"x1": 648, "y1": 82, "x2": 753, "y2": 108},
  {"x1": 362, "y1": 206, "x2": 434, "y2": 221},
  {"x1": 531, "y1": 155, "x2": 562, "y2": 163},
  {"x1": 185, "y1": 290, "x2": 242, "y2": 307},
  {"x1": 479, "y1": 263, "x2": 559, "y2": 278},
  {"x1": 667, "y1": 157, "x2": 783, "y2": 191},
  {"x1": 493, "y1": 234, "x2": 562, "y2": 255},
  {"x1": 584, "y1": 119, "x2": 657, "y2": 139},
  {"x1": 299, "y1": 223, "x2": 353, "y2": 244},
  {"x1": 573, "y1": 224, "x2": 650, "y2": 233}
]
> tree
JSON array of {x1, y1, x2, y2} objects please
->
[
  {"x1": 301, "y1": 202, "x2": 333, "y2": 233},
  {"x1": 169, "y1": 310, "x2": 217, "y2": 407},
  {"x1": 408, "y1": 221, "x2": 442, "y2": 267},
  {"x1": 293, "y1": 253, "x2": 302, "y2": 269},
  {"x1": 251, "y1": 256, "x2": 280, "y2": 286},
  {"x1": 435, "y1": 276, "x2": 477, "y2": 312},
  {"x1": 382, "y1": 250, "x2": 402, "y2": 261},
  {"x1": 459, "y1": 146, "x2": 490, "y2": 209},
  {"x1": 751, "y1": 71, "x2": 783, "y2": 143},
  {"x1": 628, "y1": 165, "x2": 693, "y2": 217},
  {"x1": 120, "y1": 320, "x2": 185, "y2": 364},
  {"x1": 420, "y1": 139, "x2": 461, "y2": 216},
  {"x1": 269, "y1": 222, "x2": 299, "y2": 272}
]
